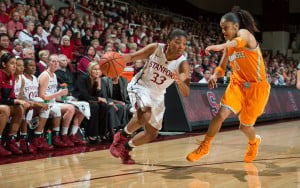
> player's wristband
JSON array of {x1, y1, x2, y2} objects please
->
[
  {"x1": 233, "y1": 37, "x2": 246, "y2": 48},
  {"x1": 215, "y1": 66, "x2": 225, "y2": 76}
]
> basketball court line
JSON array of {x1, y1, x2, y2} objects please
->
[{"x1": 37, "y1": 155, "x2": 300, "y2": 188}]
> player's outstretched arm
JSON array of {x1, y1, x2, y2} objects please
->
[
  {"x1": 122, "y1": 43, "x2": 158, "y2": 63},
  {"x1": 173, "y1": 60, "x2": 190, "y2": 97}
]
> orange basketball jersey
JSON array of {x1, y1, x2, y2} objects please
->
[{"x1": 227, "y1": 44, "x2": 266, "y2": 83}]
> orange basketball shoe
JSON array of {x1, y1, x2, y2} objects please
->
[
  {"x1": 245, "y1": 135, "x2": 261, "y2": 163},
  {"x1": 186, "y1": 140, "x2": 210, "y2": 162}
]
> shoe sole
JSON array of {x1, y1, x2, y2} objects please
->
[
  {"x1": 245, "y1": 135, "x2": 261, "y2": 163},
  {"x1": 186, "y1": 152, "x2": 209, "y2": 162}
]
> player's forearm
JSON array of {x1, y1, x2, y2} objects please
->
[{"x1": 176, "y1": 80, "x2": 190, "y2": 97}]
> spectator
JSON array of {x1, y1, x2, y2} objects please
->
[
  {"x1": 73, "y1": 62, "x2": 120, "y2": 143},
  {"x1": 81, "y1": 28, "x2": 92, "y2": 46},
  {"x1": 12, "y1": 39, "x2": 23, "y2": 56},
  {"x1": 60, "y1": 35, "x2": 73, "y2": 61},
  {"x1": 102, "y1": 75, "x2": 132, "y2": 130},
  {"x1": 133, "y1": 59, "x2": 144, "y2": 75},
  {"x1": 7, "y1": 11, "x2": 23, "y2": 39},
  {"x1": 55, "y1": 54, "x2": 75, "y2": 92},
  {"x1": 0, "y1": 2, "x2": 9, "y2": 24},
  {"x1": 77, "y1": 45, "x2": 96, "y2": 73},
  {"x1": 191, "y1": 64, "x2": 203, "y2": 82},
  {"x1": 198, "y1": 69, "x2": 211, "y2": 84},
  {"x1": 43, "y1": 34, "x2": 62, "y2": 55},
  {"x1": 33, "y1": 25, "x2": 49, "y2": 48},
  {"x1": 37, "y1": 49, "x2": 49, "y2": 74},
  {"x1": 18, "y1": 21, "x2": 36, "y2": 49},
  {"x1": 0, "y1": 33, "x2": 11, "y2": 52},
  {"x1": 23, "y1": 47, "x2": 41, "y2": 77}
]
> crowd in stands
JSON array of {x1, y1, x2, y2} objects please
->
[{"x1": 0, "y1": 0, "x2": 298, "y2": 156}]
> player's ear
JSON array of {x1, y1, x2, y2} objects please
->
[{"x1": 234, "y1": 22, "x2": 239, "y2": 31}]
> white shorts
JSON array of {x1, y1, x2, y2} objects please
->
[
  {"x1": 39, "y1": 103, "x2": 62, "y2": 118},
  {"x1": 128, "y1": 85, "x2": 165, "y2": 130}
]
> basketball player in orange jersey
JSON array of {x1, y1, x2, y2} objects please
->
[
  {"x1": 110, "y1": 29, "x2": 191, "y2": 164},
  {"x1": 187, "y1": 6, "x2": 270, "y2": 163}
]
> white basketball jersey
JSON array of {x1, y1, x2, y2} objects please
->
[
  {"x1": 129, "y1": 43, "x2": 186, "y2": 94},
  {"x1": 14, "y1": 75, "x2": 22, "y2": 97},
  {"x1": 22, "y1": 75, "x2": 39, "y2": 100},
  {"x1": 38, "y1": 71, "x2": 58, "y2": 103}
]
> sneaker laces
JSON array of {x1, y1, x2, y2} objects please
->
[
  {"x1": 247, "y1": 142, "x2": 257, "y2": 155},
  {"x1": 194, "y1": 139, "x2": 208, "y2": 154}
]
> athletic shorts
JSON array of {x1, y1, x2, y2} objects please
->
[
  {"x1": 128, "y1": 85, "x2": 165, "y2": 130},
  {"x1": 221, "y1": 79, "x2": 270, "y2": 126},
  {"x1": 39, "y1": 103, "x2": 62, "y2": 119}
]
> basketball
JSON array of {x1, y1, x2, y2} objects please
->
[{"x1": 99, "y1": 52, "x2": 126, "y2": 77}]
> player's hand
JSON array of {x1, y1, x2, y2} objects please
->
[
  {"x1": 15, "y1": 99, "x2": 30, "y2": 109},
  {"x1": 208, "y1": 75, "x2": 218, "y2": 89},
  {"x1": 58, "y1": 89, "x2": 68, "y2": 96},
  {"x1": 205, "y1": 44, "x2": 224, "y2": 55}
]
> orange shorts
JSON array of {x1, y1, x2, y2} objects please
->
[{"x1": 220, "y1": 79, "x2": 270, "y2": 126}]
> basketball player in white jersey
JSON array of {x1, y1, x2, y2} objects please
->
[
  {"x1": 38, "y1": 54, "x2": 86, "y2": 147},
  {"x1": 110, "y1": 29, "x2": 191, "y2": 164},
  {"x1": 18, "y1": 58, "x2": 55, "y2": 152},
  {"x1": 14, "y1": 58, "x2": 24, "y2": 99}
]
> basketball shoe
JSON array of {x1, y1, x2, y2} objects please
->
[
  {"x1": 245, "y1": 135, "x2": 261, "y2": 163},
  {"x1": 120, "y1": 148, "x2": 135, "y2": 164},
  {"x1": 69, "y1": 134, "x2": 87, "y2": 145},
  {"x1": 6, "y1": 138, "x2": 23, "y2": 155},
  {"x1": 0, "y1": 140, "x2": 11, "y2": 156},
  {"x1": 31, "y1": 137, "x2": 54, "y2": 151},
  {"x1": 52, "y1": 134, "x2": 68, "y2": 147},
  {"x1": 61, "y1": 135, "x2": 75, "y2": 147},
  {"x1": 186, "y1": 140, "x2": 210, "y2": 162},
  {"x1": 19, "y1": 138, "x2": 36, "y2": 153},
  {"x1": 110, "y1": 132, "x2": 129, "y2": 158}
]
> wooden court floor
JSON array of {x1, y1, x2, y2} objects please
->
[{"x1": 0, "y1": 120, "x2": 299, "y2": 188}]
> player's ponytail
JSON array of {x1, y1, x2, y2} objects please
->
[{"x1": 222, "y1": 6, "x2": 259, "y2": 34}]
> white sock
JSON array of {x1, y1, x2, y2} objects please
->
[
  {"x1": 34, "y1": 131, "x2": 43, "y2": 135},
  {"x1": 20, "y1": 132, "x2": 27, "y2": 136},
  {"x1": 71, "y1": 125, "x2": 79, "y2": 135},
  {"x1": 62, "y1": 127, "x2": 69, "y2": 135},
  {"x1": 124, "y1": 126, "x2": 133, "y2": 135},
  {"x1": 128, "y1": 140, "x2": 137, "y2": 148},
  {"x1": 53, "y1": 127, "x2": 60, "y2": 132}
]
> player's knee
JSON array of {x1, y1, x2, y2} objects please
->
[
  {"x1": 65, "y1": 104, "x2": 75, "y2": 115},
  {"x1": 215, "y1": 108, "x2": 231, "y2": 122},
  {"x1": 137, "y1": 107, "x2": 151, "y2": 125},
  {"x1": 0, "y1": 105, "x2": 10, "y2": 117}
]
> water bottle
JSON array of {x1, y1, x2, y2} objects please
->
[
  {"x1": 46, "y1": 129, "x2": 52, "y2": 145},
  {"x1": 44, "y1": 97, "x2": 50, "y2": 104},
  {"x1": 61, "y1": 83, "x2": 68, "y2": 102}
]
